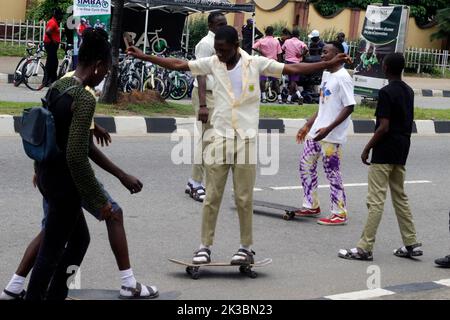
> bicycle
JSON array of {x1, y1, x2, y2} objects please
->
[
  {"x1": 13, "y1": 42, "x2": 36, "y2": 87},
  {"x1": 142, "y1": 63, "x2": 166, "y2": 96},
  {"x1": 118, "y1": 55, "x2": 142, "y2": 93},
  {"x1": 147, "y1": 29, "x2": 168, "y2": 55},
  {"x1": 263, "y1": 77, "x2": 279, "y2": 103},
  {"x1": 57, "y1": 43, "x2": 73, "y2": 79},
  {"x1": 21, "y1": 43, "x2": 47, "y2": 91}
]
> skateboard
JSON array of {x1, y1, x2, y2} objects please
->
[
  {"x1": 168, "y1": 258, "x2": 272, "y2": 280},
  {"x1": 253, "y1": 200, "x2": 301, "y2": 220}
]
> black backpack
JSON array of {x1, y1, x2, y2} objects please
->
[{"x1": 20, "y1": 85, "x2": 79, "y2": 162}]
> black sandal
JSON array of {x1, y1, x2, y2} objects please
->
[
  {"x1": 1, "y1": 289, "x2": 26, "y2": 300},
  {"x1": 338, "y1": 248, "x2": 373, "y2": 261},
  {"x1": 230, "y1": 248, "x2": 255, "y2": 266},
  {"x1": 393, "y1": 243, "x2": 423, "y2": 258},
  {"x1": 192, "y1": 248, "x2": 211, "y2": 264},
  {"x1": 119, "y1": 282, "x2": 159, "y2": 300},
  {"x1": 191, "y1": 186, "x2": 206, "y2": 202}
]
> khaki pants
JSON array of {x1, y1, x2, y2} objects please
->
[
  {"x1": 201, "y1": 136, "x2": 256, "y2": 246},
  {"x1": 357, "y1": 164, "x2": 418, "y2": 252},
  {"x1": 191, "y1": 87, "x2": 214, "y2": 183}
]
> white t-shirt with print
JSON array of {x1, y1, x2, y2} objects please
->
[{"x1": 308, "y1": 67, "x2": 356, "y2": 144}]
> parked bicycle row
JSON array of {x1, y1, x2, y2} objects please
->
[
  {"x1": 12, "y1": 42, "x2": 321, "y2": 105},
  {"x1": 118, "y1": 50, "x2": 195, "y2": 100}
]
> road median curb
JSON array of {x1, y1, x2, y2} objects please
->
[{"x1": 1, "y1": 115, "x2": 449, "y2": 136}]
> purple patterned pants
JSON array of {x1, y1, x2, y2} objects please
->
[{"x1": 299, "y1": 139, "x2": 347, "y2": 215}]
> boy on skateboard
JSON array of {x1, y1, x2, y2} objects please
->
[
  {"x1": 338, "y1": 53, "x2": 422, "y2": 261},
  {"x1": 295, "y1": 41, "x2": 356, "y2": 226},
  {"x1": 127, "y1": 26, "x2": 350, "y2": 265}
]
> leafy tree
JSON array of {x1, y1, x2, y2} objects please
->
[
  {"x1": 26, "y1": 0, "x2": 73, "y2": 21},
  {"x1": 431, "y1": 7, "x2": 450, "y2": 41},
  {"x1": 187, "y1": 16, "x2": 208, "y2": 53},
  {"x1": 310, "y1": 0, "x2": 448, "y2": 27}
]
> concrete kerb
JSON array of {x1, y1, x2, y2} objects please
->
[
  {"x1": 1, "y1": 116, "x2": 449, "y2": 136},
  {"x1": 0, "y1": 115, "x2": 14, "y2": 136}
]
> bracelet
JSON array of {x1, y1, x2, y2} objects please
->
[{"x1": 199, "y1": 105, "x2": 208, "y2": 108}]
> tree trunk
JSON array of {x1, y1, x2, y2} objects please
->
[{"x1": 99, "y1": 0, "x2": 124, "y2": 104}]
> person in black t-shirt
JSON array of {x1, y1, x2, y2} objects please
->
[{"x1": 338, "y1": 53, "x2": 422, "y2": 261}]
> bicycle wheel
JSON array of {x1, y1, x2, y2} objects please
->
[
  {"x1": 13, "y1": 57, "x2": 27, "y2": 87},
  {"x1": 143, "y1": 77, "x2": 165, "y2": 96},
  {"x1": 23, "y1": 59, "x2": 46, "y2": 91},
  {"x1": 57, "y1": 60, "x2": 69, "y2": 79},
  {"x1": 266, "y1": 88, "x2": 278, "y2": 103},
  {"x1": 152, "y1": 38, "x2": 167, "y2": 55},
  {"x1": 169, "y1": 77, "x2": 189, "y2": 100},
  {"x1": 123, "y1": 73, "x2": 142, "y2": 93}
]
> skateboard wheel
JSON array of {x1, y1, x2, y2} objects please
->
[
  {"x1": 239, "y1": 266, "x2": 247, "y2": 274},
  {"x1": 192, "y1": 273, "x2": 200, "y2": 280},
  {"x1": 186, "y1": 266, "x2": 200, "y2": 279},
  {"x1": 283, "y1": 213, "x2": 294, "y2": 220},
  {"x1": 249, "y1": 271, "x2": 257, "y2": 279}
]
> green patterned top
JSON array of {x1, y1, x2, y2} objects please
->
[{"x1": 52, "y1": 76, "x2": 108, "y2": 211}]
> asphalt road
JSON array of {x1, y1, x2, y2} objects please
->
[
  {"x1": 0, "y1": 83, "x2": 449, "y2": 109},
  {"x1": 0, "y1": 135, "x2": 450, "y2": 300}
]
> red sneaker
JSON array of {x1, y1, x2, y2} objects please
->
[
  {"x1": 317, "y1": 214, "x2": 347, "y2": 225},
  {"x1": 295, "y1": 207, "x2": 321, "y2": 217}
]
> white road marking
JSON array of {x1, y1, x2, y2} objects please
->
[
  {"x1": 434, "y1": 279, "x2": 450, "y2": 287},
  {"x1": 263, "y1": 180, "x2": 432, "y2": 191},
  {"x1": 324, "y1": 288, "x2": 396, "y2": 300}
]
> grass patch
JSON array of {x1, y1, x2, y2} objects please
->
[
  {"x1": 0, "y1": 42, "x2": 65, "y2": 58},
  {"x1": 1, "y1": 100, "x2": 450, "y2": 120},
  {"x1": 0, "y1": 100, "x2": 195, "y2": 117}
]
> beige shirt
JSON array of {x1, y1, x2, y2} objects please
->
[
  {"x1": 189, "y1": 48, "x2": 284, "y2": 139},
  {"x1": 193, "y1": 31, "x2": 216, "y2": 91}
]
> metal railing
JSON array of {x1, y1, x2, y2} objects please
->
[{"x1": 0, "y1": 19, "x2": 65, "y2": 45}]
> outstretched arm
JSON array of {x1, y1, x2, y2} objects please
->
[
  {"x1": 283, "y1": 53, "x2": 351, "y2": 75},
  {"x1": 127, "y1": 46, "x2": 190, "y2": 71}
]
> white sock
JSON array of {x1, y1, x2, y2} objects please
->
[
  {"x1": 199, "y1": 244, "x2": 210, "y2": 250},
  {"x1": 119, "y1": 268, "x2": 150, "y2": 296},
  {"x1": 287, "y1": 95, "x2": 292, "y2": 102},
  {"x1": 296, "y1": 90, "x2": 302, "y2": 98},
  {"x1": 278, "y1": 94, "x2": 282, "y2": 100},
  {"x1": 4, "y1": 274, "x2": 25, "y2": 294},
  {"x1": 240, "y1": 245, "x2": 251, "y2": 252},
  {"x1": 188, "y1": 178, "x2": 202, "y2": 189},
  {"x1": 262, "y1": 92, "x2": 266, "y2": 100},
  {"x1": 120, "y1": 268, "x2": 136, "y2": 288}
]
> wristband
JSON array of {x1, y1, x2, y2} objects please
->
[{"x1": 199, "y1": 105, "x2": 208, "y2": 108}]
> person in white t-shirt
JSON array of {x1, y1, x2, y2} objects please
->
[{"x1": 295, "y1": 41, "x2": 356, "y2": 226}]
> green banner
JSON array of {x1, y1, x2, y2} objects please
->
[{"x1": 353, "y1": 5, "x2": 409, "y2": 98}]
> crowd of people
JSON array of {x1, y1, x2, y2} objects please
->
[
  {"x1": 246, "y1": 22, "x2": 350, "y2": 105},
  {"x1": 1, "y1": 10, "x2": 449, "y2": 301}
]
